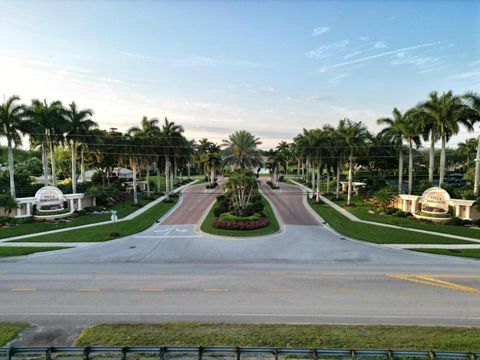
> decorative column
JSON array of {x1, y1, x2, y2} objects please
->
[
  {"x1": 70, "y1": 199, "x2": 75, "y2": 212},
  {"x1": 26, "y1": 203, "x2": 31, "y2": 216},
  {"x1": 78, "y1": 198, "x2": 82, "y2": 211},
  {"x1": 411, "y1": 199, "x2": 418, "y2": 214},
  {"x1": 455, "y1": 205, "x2": 460, "y2": 217},
  {"x1": 466, "y1": 206, "x2": 472, "y2": 220}
]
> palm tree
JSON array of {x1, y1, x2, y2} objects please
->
[
  {"x1": 463, "y1": 92, "x2": 480, "y2": 195},
  {"x1": 26, "y1": 99, "x2": 66, "y2": 187},
  {"x1": 64, "y1": 102, "x2": 97, "y2": 193},
  {"x1": 276, "y1": 140, "x2": 290, "y2": 176},
  {"x1": 399, "y1": 111, "x2": 422, "y2": 194},
  {"x1": 161, "y1": 117, "x2": 185, "y2": 197},
  {"x1": 457, "y1": 138, "x2": 477, "y2": 164},
  {"x1": 337, "y1": 118, "x2": 371, "y2": 205},
  {"x1": 419, "y1": 91, "x2": 472, "y2": 186},
  {"x1": 128, "y1": 116, "x2": 160, "y2": 198},
  {"x1": 222, "y1": 130, "x2": 263, "y2": 170},
  {"x1": 0, "y1": 96, "x2": 26, "y2": 198},
  {"x1": 377, "y1": 108, "x2": 407, "y2": 194}
]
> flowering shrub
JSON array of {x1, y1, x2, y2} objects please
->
[
  {"x1": 214, "y1": 218, "x2": 269, "y2": 230},
  {"x1": 422, "y1": 207, "x2": 448, "y2": 214}
]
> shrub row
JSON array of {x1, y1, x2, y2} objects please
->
[
  {"x1": 214, "y1": 218, "x2": 269, "y2": 230},
  {"x1": 219, "y1": 212, "x2": 261, "y2": 222}
]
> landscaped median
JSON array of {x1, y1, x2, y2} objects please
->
[
  {"x1": 74, "y1": 322, "x2": 480, "y2": 351},
  {"x1": 200, "y1": 170, "x2": 279, "y2": 237},
  {"x1": 200, "y1": 195, "x2": 279, "y2": 237}
]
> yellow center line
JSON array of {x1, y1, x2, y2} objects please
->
[
  {"x1": 139, "y1": 288, "x2": 164, "y2": 292},
  {"x1": 336, "y1": 289, "x2": 358, "y2": 293},
  {"x1": 11, "y1": 288, "x2": 36, "y2": 292},
  {"x1": 386, "y1": 274, "x2": 480, "y2": 294},
  {"x1": 320, "y1": 272, "x2": 345, "y2": 276},
  {"x1": 270, "y1": 289, "x2": 292, "y2": 292},
  {"x1": 0, "y1": 272, "x2": 5, "y2": 276},
  {"x1": 266, "y1": 272, "x2": 288, "y2": 275},
  {"x1": 421, "y1": 274, "x2": 480, "y2": 279},
  {"x1": 75, "y1": 288, "x2": 101, "y2": 292},
  {"x1": 204, "y1": 288, "x2": 229, "y2": 292},
  {"x1": 416, "y1": 275, "x2": 480, "y2": 294}
]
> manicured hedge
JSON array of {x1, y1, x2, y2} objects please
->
[{"x1": 214, "y1": 218, "x2": 269, "y2": 230}]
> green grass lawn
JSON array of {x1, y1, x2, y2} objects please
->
[
  {"x1": 0, "y1": 246, "x2": 71, "y2": 257},
  {"x1": 308, "y1": 200, "x2": 472, "y2": 244},
  {"x1": 75, "y1": 323, "x2": 480, "y2": 351},
  {"x1": 413, "y1": 248, "x2": 480, "y2": 260},
  {"x1": 0, "y1": 195, "x2": 159, "y2": 240},
  {"x1": 8, "y1": 197, "x2": 178, "y2": 243},
  {"x1": 0, "y1": 322, "x2": 27, "y2": 345},
  {"x1": 325, "y1": 194, "x2": 480, "y2": 240},
  {"x1": 200, "y1": 196, "x2": 280, "y2": 237}
]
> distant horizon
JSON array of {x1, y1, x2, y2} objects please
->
[{"x1": 1, "y1": 0, "x2": 479, "y2": 149}]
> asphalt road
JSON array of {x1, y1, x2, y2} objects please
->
[{"x1": 1, "y1": 179, "x2": 480, "y2": 331}]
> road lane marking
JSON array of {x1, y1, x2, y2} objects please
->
[
  {"x1": 386, "y1": 274, "x2": 480, "y2": 294},
  {"x1": 416, "y1": 275, "x2": 480, "y2": 294},
  {"x1": 320, "y1": 272, "x2": 344, "y2": 276},
  {"x1": 11, "y1": 288, "x2": 36, "y2": 292},
  {"x1": 154, "y1": 272, "x2": 172, "y2": 275},
  {"x1": 266, "y1": 272, "x2": 288, "y2": 276},
  {"x1": 40, "y1": 272, "x2": 61, "y2": 275},
  {"x1": 422, "y1": 274, "x2": 480, "y2": 279},
  {"x1": 75, "y1": 288, "x2": 101, "y2": 292},
  {"x1": 269, "y1": 289, "x2": 292, "y2": 292},
  {"x1": 95, "y1": 272, "x2": 117, "y2": 275},
  {"x1": 204, "y1": 288, "x2": 229, "y2": 292},
  {"x1": 336, "y1": 289, "x2": 358, "y2": 293},
  {"x1": 139, "y1": 288, "x2": 164, "y2": 292}
]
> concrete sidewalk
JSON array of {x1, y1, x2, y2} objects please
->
[
  {"x1": 289, "y1": 179, "x2": 480, "y2": 246},
  {"x1": 0, "y1": 180, "x2": 198, "y2": 244}
]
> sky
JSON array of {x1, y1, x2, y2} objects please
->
[{"x1": 0, "y1": 0, "x2": 479, "y2": 149}]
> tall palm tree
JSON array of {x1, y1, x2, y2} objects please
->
[
  {"x1": 0, "y1": 96, "x2": 26, "y2": 198},
  {"x1": 398, "y1": 111, "x2": 422, "y2": 194},
  {"x1": 418, "y1": 91, "x2": 472, "y2": 186},
  {"x1": 377, "y1": 108, "x2": 407, "y2": 194},
  {"x1": 161, "y1": 117, "x2": 185, "y2": 197},
  {"x1": 64, "y1": 102, "x2": 97, "y2": 193},
  {"x1": 275, "y1": 140, "x2": 290, "y2": 176},
  {"x1": 128, "y1": 116, "x2": 160, "y2": 198},
  {"x1": 337, "y1": 118, "x2": 371, "y2": 205},
  {"x1": 463, "y1": 92, "x2": 480, "y2": 195},
  {"x1": 222, "y1": 130, "x2": 263, "y2": 170},
  {"x1": 26, "y1": 99, "x2": 65, "y2": 187},
  {"x1": 457, "y1": 138, "x2": 477, "y2": 164}
]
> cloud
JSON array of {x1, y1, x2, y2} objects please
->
[
  {"x1": 344, "y1": 51, "x2": 362, "y2": 59},
  {"x1": 374, "y1": 41, "x2": 387, "y2": 49},
  {"x1": 332, "y1": 42, "x2": 441, "y2": 67},
  {"x1": 285, "y1": 95, "x2": 331, "y2": 102},
  {"x1": 312, "y1": 26, "x2": 330, "y2": 36},
  {"x1": 306, "y1": 39, "x2": 350, "y2": 59}
]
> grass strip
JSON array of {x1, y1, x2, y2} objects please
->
[
  {"x1": 8, "y1": 198, "x2": 177, "y2": 243},
  {"x1": 413, "y1": 248, "x2": 480, "y2": 260},
  {"x1": 308, "y1": 200, "x2": 472, "y2": 244},
  {"x1": 200, "y1": 196, "x2": 279, "y2": 237},
  {"x1": 0, "y1": 246, "x2": 70, "y2": 257},
  {"x1": 75, "y1": 323, "x2": 480, "y2": 351},
  {"x1": 0, "y1": 195, "x2": 160, "y2": 240},
  {"x1": 325, "y1": 194, "x2": 480, "y2": 240},
  {"x1": 0, "y1": 322, "x2": 27, "y2": 346}
]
